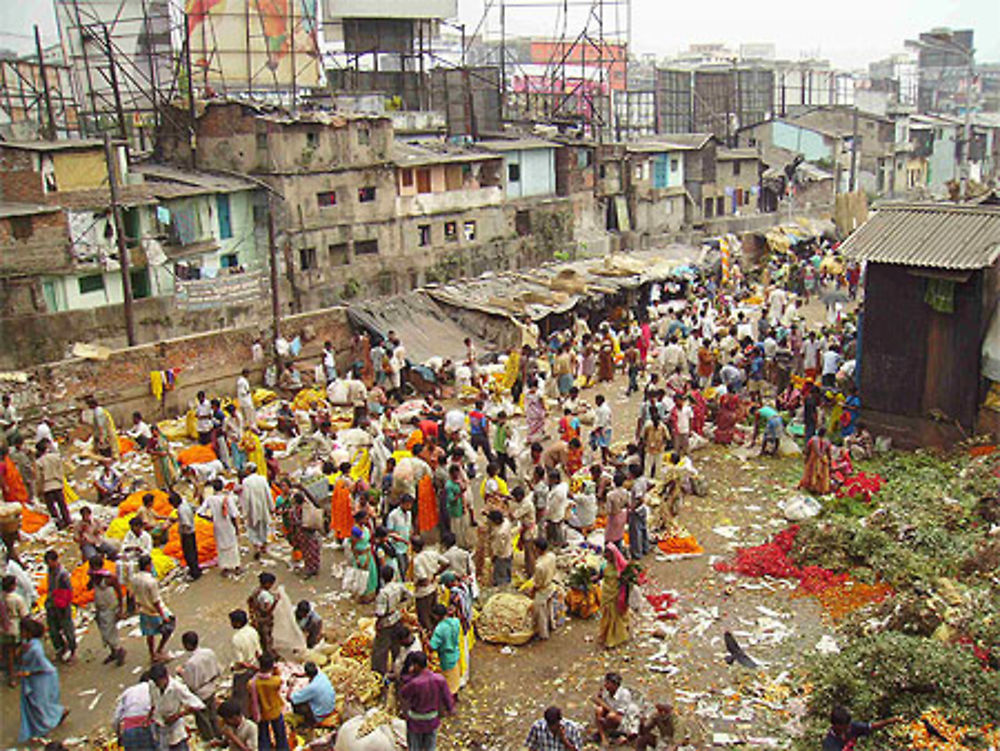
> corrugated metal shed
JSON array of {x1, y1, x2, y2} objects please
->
[{"x1": 840, "y1": 203, "x2": 1000, "y2": 270}]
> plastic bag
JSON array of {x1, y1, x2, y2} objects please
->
[
  {"x1": 272, "y1": 585, "x2": 307, "y2": 657},
  {"x1": 341, "y1": 565, "x2": 369, "y2": 596}
]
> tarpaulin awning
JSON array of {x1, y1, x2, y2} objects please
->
[{"x1": 347, "y1": 292, "x2": 480, "y2": 365}]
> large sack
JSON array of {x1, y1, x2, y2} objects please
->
[
  {"x1": 476, "y1": 592, "x2": 536, "y2": 645},
  {"x1": 334, "y1": 710, "x2": 406, "y2": 751}
]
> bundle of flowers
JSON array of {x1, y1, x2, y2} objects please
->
[{"x1": 836, "y1": 471, "x2": 885, "y2": 504}]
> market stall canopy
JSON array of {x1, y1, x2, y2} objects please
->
[
  {"x1": 347, "y1": 292, "x2": 482, "y2": 365},
  {"x1": 427, "y1": 247, "x2": 709, "y2": 322}
]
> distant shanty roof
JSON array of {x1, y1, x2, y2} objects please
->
[
  {"x1": 0, "y1": 138, "x2": 112, "y2": 152},
  {"x1": 0, "y1": 201, "x2": 59, "y2": 219},
  {"x1": 477, "y1": 138, "x2": 558, "y2": 152},
  {"x1": 133, "y1": 164, "x2": 260, "y2": 195},
  {"x1": 840, "y1": 203, "x2": 1000, "y2": 270},
  {"x1": 392, "y1": 141, "x2": 502, "y2": 168},
  {"x1": 716, "y1": 147, "x2": 760, "y2": 161},
  {"x1": 627, "y1": 133, "x2": 714, "y2": 153}
]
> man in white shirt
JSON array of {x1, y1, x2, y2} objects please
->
[
  {"x1": 768, "y1": 286, "x2": 787, "y2": 322},
  {"x1": 177, "y1": 631, "x2": 222, "y2": 741},
  {"x1": 592, "y1": 395, "x2": 613, "y2": 464},
  {"x1": 803, "y1": 333, "x2": 822, "y2": 379},
  {"x1": 322, "y1": 341, "x2": 337, "y2": 383},
  {"x1": 545, "y1": 469, "x2": 570, "y2": 548},
  {"x1": 229, "y1": 609, "x2": 261, "y2": 716},
  {"x1": 371, "y1": 564, "x2": 412, "y2": 675},
  {"x1": 411, "y1": 535, "x2": 448, "y2": 631},
  {"x1": 236, "y1": 369, "x2": 255, "y2": 427},
  {"x1": 673, "y1": 395, "x2": 693, "y2": 456},
  {"x1": 659, "y1": 337, "x2": 685, "y2": 378},
  {"x1": 149, "y1": 662, "x2": 204, "y2": 751},
  {"x1": 128, "y1": 411, "x2": 153, "y2": 449},
  {"x1": 821, "y1": 346, "x2": 842, "y2": 388}
]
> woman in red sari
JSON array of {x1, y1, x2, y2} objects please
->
[{"x1": 800, "y1": 426, "x2": 833, "y2": 494}]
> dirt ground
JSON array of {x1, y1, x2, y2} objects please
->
[{"x1": 1, "y1": 296, "x2": 846, "y2": 749}]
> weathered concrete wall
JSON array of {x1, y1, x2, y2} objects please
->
[{"x1": 0, "y1": 305, "x2": 354, "y2": 433}]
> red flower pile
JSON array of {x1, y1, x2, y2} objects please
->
[
  {"x1": 646, "y1": 590, "x2": 679, "y2": 619},
  {"x1": 715, "y1": 525, "x2": 848, "y2": 594},
  {"x1": 835, "y1": 472, "x2": 885, "y2": 504}
]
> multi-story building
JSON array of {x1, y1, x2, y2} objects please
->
[{"x1": 0, "y1": 137, "x2": 265, "y2": 364}]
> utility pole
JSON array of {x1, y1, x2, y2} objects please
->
[
  {"x1": 103, "y1": 25, "x2": 128, "y2": 141},
  {"x1": 103, "y1": 133, "x2": 136, "y2": 347},
  {"x1": 184, "y1": 13, "x2": 197, "y2": 170},
  {"x1": 266, "y1": 194, "x2": 282, "y2": 371},
  {"x1": 34, "y1": 25, "x2": 57, "y2": 141},
  {"x1": 848, "y1": 105, "x2": 859, "y2": 192},
  {"x1": 960, "y1": 58, "x2": 974, "y2": 199}
]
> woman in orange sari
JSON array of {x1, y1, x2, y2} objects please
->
[
  {"x1": 800, "y1": 426, "x2": 832, "y2": 495},
  {"x1": 0, "y1": 447, "x2": 28, "y2": 504},
  {"x1": 416, "y1": 472, "x2": 439, "y2": 535},
  {"x1": 330, "y1": 463, "x2": 355, "y2": 542}
]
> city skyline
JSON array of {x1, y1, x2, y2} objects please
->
[{"x1": 2, "y1": 1, "x2": 999, "y2": 72}]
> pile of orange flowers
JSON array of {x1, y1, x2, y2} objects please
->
[
  {"x1": 794, "y1": 578, "x2": 893, "y2": 620},
  {"x1": 898, "y1": 709, "x2": 1000, "y2": 750}
]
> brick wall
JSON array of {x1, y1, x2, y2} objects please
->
[
  {"x1": 0, "y1": 304, "x2": 354, "y2": 434},
  {"x1": 0, "y1": 210, "x2": 71, "y2": 278}
]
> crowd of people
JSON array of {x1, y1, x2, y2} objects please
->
[{"x1": 0, "y1": 241, "x2": 877, "y2": 750}]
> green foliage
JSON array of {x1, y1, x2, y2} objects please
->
[
  {"x1": 794, "y1": 451, "x2": 1000, "y2": 749},
  {"x1": 798, "y1": 632, "x2": 1000, "y2": 750}
]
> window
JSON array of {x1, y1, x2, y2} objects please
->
[
  {"x1": 299, "y1": 246, "x2": 317, "y2": 271},
  {"x1": 508, "y1": 163, "x2": 521, "y2": 182},
  {"x1": 401, "y1": 168, "x2": 414, "y2": 188},
  {"x1": 418, "y1": 224, "x2": 431, "y2": 247},
  {"x1": 703, "y1": 198, "x2": 714, "y2": 219},
  {"x1": 358, "y1": 186, "x2": 376, "y2": 203},
  {"x1": 306, "y1": 130, "x2": 319, "y2": 149},
  {"x1": 130, "y1": 268, "x2": 150, "y2": 299},
  {"x1": 716, "y1": 196, "x2": 725, "y2": 216},
  {"x1": 328, "y1": 243, "x2": 349, "y2": 265},
  {"x1": 515, "y1": 210, "x2": 531, "y2": 237},
  {"x1": 78, "y1": 273, "x2": 105, "y2": 295},
  {"x1": 416, "y1": 169, "x2": 432, "y2": 193},
  {"x1": 670, "y1": 158, "x2": 679, "y2": 173},
  {"x1": 123, "y1": 208, "x2": 141, "y2": 245},
  {"x1": 598, "y1": 164, "x2": 607, "y2": 179},
  {"x1": 444, "y1": 221, "x2": 458, "y2": 241},
  {"x1": 357, "y1": 126, "x2": 370, "y2": 146},
  {"x1": 576, "y1": 148, "x2": 590, "y2": 168},
  {"x1": 317, "y1": 191, "x2": 337, "y2": 207},
  {"x1": 216, "y1": 194, "x2": 232, "y2": 239},
  {"x1": 9, "y1": 215, "x2": 33, "y2": 240},
  {"x1": 355, "y1": 239, "x2": 378, "y2": 255},
  {"x1": 252, "y1": 203, "x2": 268, "y2": 228},
  {"x1": 256, "y1": 131, "x2": 268, "y2": 151},
  {"x1": 463, "y1": 221, "x2": 476, "y2": 241},
  {"x1": 732, "y1": 160, "x2": 741, "y2": 177},
  {"x1": 221, "y1": 253, "x2": 238, "y2": 268}
]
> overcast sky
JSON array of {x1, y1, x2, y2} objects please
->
[
  {"x1": 459, "y1": 0, "x2": 1000, "y2": 70},
  {"x1": 2, "y1": 0, "x2": 998, "y2": 70}
]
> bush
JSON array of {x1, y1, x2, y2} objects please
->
[{"x1": 798, "y1": 632, "x2": 1000, "y2": 751}]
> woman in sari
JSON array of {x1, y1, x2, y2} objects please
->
[
  {"x1": 580, "y1": 335, "x2": 596, "y2": 386},
  {"x1": 347, "y1": 521, "x2": 378, "y2": 603},
  {"x1": 329, "y1": 466, "x2": 355, "y2": 543},
  {"x1": 800, "y1": 427, "x2": 833, "y2": 495},
  {"x1": 240, "y1": 430, "x2": 267, "y2": 477},
  {"x1": 713, "y1": 394, "x2": 740, "y2": 445},
  {"x1": 598, "y1": 333, "x2": 615, "y2": 382},
  {"x1": 524, "y1": 379, "x2": 546, "y2": 443},
  {"x1": 18, "y1": 618, "x2": 67, "y2": 742},
  {"x1": 146, "y1": 425, "x2": 179, "y2": 489},
  {"x1": 598, "y1": 544, "x2": 631, "y2": 649},
  {"x1": 288, "y1": 493, "x2": 321, "y2": 578},
  {"x1": 440, "y1": 572, "x2": 475, "y2": 690}
]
